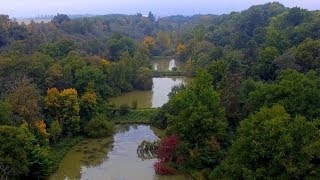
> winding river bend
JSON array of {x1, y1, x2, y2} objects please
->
[
  {"x1": 110, "y1": 58, "x2": 190, "y2": 108},
  {"x1": 51, "y1": 58, "x2": 190, "y2": 180},
  {"x1": 51, "y1": 125, "x2": 190, "y2": 180}
]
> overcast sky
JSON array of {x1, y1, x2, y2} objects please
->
[{"x1": 0, "y1": 0, "x2": 319, "y2": 18}]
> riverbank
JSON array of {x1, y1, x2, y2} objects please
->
[
  {"x1": 111, "y1": 109, "x2": 158, "y2": 124},
  {"x1": 152, "y1": 70, "x2": 190, "y2": 77},
  {"x1": 48, "y1": 136, "x2": 85, "y2": 174}
]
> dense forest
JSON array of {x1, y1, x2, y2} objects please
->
[{"x1": 1, "y1": 2, "x2": 320, "y2": 179}]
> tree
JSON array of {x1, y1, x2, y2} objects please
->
[
  {"x1": 74, "y1": 67, "x2": 110, "y2": 98},
  {"x1": 134, "y1": 67, "x2": 153, "y2": 90},
  {"x1": 51, "y1": 14, "x2": 70, "y2": 27},
  {"x1": 165, "y1": 70, "x2": 228, "y2": 169},
  {"x1": 148, "y1": 11, "x2": 156, "y2": 22},
  {"x1": 143, "y1": 36, "x2": 155, "y2": 47},
  {"x1": 295, "y1": 38, "x2": 320, "y2": 72},
  {"x1": 80, "y1": 91, "x2": 98, "y2": 126},
  {"x1": 84, "y1": 114, "x2": 115, "y2": 138},
  {"x1": 253, "y1": 46, "x2": 279, "y2": 80},
  {"x1": 0, "y1": 123, "x2": 51, "y2": 179},
  {"x1": 212, "y1": 105, "x2": 320, "y2": 179},
  {"x1": 175, "y1": 43, "x2": 187, "y2": 61},
  {"x1": 45, "y1": 88, "x2": 80, "y2": 134},
  {"x1": 8, "y1": 81, "x2": 42, "y2": 125},
  {"x1": 245, "y1": 69, "x2": 320, "y2": 120},
  {"x1": 45, "y1": 63, "x2": 64, "y2": 89},
  {"x1": 49, "y1": 121, "x2": 62, "y2": 143},
  {"x1": 0, "y1": 100, "x2": 12, "y2": 125},
  {"x1": 156, "y1": 31, "x2": 171, "y2": 51}
]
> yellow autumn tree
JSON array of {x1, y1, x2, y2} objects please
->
[
  {"x1": 176, "y1": 43, "x2": 187, "y2": 61},
  {"x1": 176, "y1": 43, "x2": 186, "y2": 54},
  {"x1": 80, "y1": 91, "x2": 98, "y2": 124},
  {"x1": 45, "y1": 88, "x2": 80, "y2": 134},
  {"x1": 34, "y1": 120, "x2": 49, "y2": 137}
]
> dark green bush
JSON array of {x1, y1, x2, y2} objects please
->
[
  {"x1": 84, "y1": 115, "x2": 115, "y2": 138},
  {"x1": 119, "y1": 104, "x2": 129, "y2": 115}
]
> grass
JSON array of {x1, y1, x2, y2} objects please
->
[
  {"x1": 111, "y1": 109, "x2": 158, "y2": 124},
  {"x1": 152, "y1": 126, "x2": 166, "y2": 139},
  {"x1": 153, "y1": 70, "x2": 189, "y2": 77},
  {"x1": 48, "y1": 136, "x2": 85, "y2": 174}
]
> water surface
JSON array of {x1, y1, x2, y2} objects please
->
[
  {"x1": 110, "y1": 77, "x2": 190, "y2": 108},
  {"x1": 152, "y1": 58, "x2": 186, "y2": 71},
  {"x1": 51, "y1": 125, "x2": 190, "y2": 180}
]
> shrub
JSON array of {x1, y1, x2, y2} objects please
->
[
  {"x1": 84, "y1": 115, "x2": 115, "y2": 138},
  {"x1": 154, "y1": 135, "x2": 179, "y2": 175},
  {"x1": 154, "y1": 161, "x2": 176, "y2": 175},
  {"x1": 119, "y1": 104, "x2": 129, "y2": 115}
]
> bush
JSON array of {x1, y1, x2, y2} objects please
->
[
  {"x1": 154, "y1": 135, "x2": 179, "y2": 175},
  {"x1": 119, "y1": 104, "x2": 129, "y2": 115},
  {"x1": 154, "y1": 162, "x2": 176, "y2": 175},
  {"x1": 84, "y1": 115, "x2": 115, "y2": 138}
]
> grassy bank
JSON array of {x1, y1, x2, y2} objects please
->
[
  {"x1": 111, "y1": 109, "x2": 158, "y2": 124},
  {"x1": 153, "y1": 70, "x2": 190, "y2": 77},
  {"x1": 48, "y1": 136, "x2": 85, "y2": 174}
]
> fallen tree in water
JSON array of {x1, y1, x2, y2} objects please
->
[{"x1": 137, "y1": 140, "x2": 160, "y2": 160}]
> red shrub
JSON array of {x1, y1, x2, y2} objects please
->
[
  {"x1": 157, "y1": 135, "x2": 179, "y2": 162},
  {"x1": 154, "y1": 161, "x2": 176, "y2": 175},
  {"x1": 154, "y1": 135, "x2": 179, "y2": 175}
]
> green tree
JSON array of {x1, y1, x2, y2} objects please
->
[
  {"x1": 245, "y1": 69, "x2": 320, "y2": 120},
  {"x1": 212, "y1": 105, "x2": 320, "y2": 179},
  {"x1": 84, "y1": 114, "x2": 115, "y2": 138},
  {"x1": 0, "y1": 123, "x2": 51, "y2": 179},
  {"x1": 49, "y1": 120, "x2": 62, "y2": 143},
  {"x1": 166, "y1": 70, "x2": 228, "y2": 169},
  {"x1": 134, "y1": 67, "x2": 153, "y2": 90},
  {"x1": 253, "y1": 46, "x2": 279, "y2": 80}
]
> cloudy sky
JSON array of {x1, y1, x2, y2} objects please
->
[{"x1": 0, "y1": 0, "x2": 319, "y2": 18}]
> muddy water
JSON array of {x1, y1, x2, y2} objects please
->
[
  {"x1": 109, "y1": 77, "x2": 190, "y2": 108},
  {"x1": 50, "y1": 125, "x2": 190, "y2": 180}
]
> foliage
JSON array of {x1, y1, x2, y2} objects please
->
[
  {"x1": 244, "y1": 69, "x2": 320, "y2": 120},
  {"x1": 212, "y1": 105, "x2": 320, "y2": 179},
  {"x1": 134, "y1": 67, "x2": 153, "y2": 90},
  {"x1": 0, "y1": 123, "x2": 52, "y2": 178},
  {"x1": 163, "y1": 70, "x2": 228, "y2": 171},
  {"x1": 84, "y1": 115, "x2": 115, "y2": 138},
  {"x1": 49, "y1": 121, "x2": 62, "y2": 143},
  {"x1": 154, "y1": 135, "x2": 179, "y2": 175},
  {"x1": 45, "y1": 88, "x2": 80, "y2": 134},
  {"x1": 119, "y1": 104, "x2": 129, "y2": 115}
]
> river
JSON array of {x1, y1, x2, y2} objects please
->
[
  {"x1": 110, "y1": 58, "x2": 189, "y2": 108},
  {"x1": 152, "y1": 57, "x2": 186, "y2": 71},
  {"x1": 50, "y1": 125, "x2": 190, "y2": 180},
  {"x1": 51, "y1": 58, "x2": 191, "y2": 179}
]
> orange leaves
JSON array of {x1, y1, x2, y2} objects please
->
[
  {"x1": 176, "y1": 43, "x2": 186, "y2": 54},
  {"x1": 60, "y1": 88, "x2": 78, "y2": 97},
  {"x1": 143, "y1": 36, "x2": 155, "y2": 47},
  {"x1": 81, "y1": 92, "x2": 97, "y2": 104},
  {"x1": 34, "y1": 120, "x2": 49, "y2": 137}
]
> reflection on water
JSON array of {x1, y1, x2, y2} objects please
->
[
  {"x1": 51, "y1": 125, "x2": 190, "y2": 180},
  {"x1": 50, "y1": 138, "x2": 114, "y2": 180},
  {"x1": 110, "y1": 77, "x2": 190, "y2": 108},
  {"x1": 152, "y1": 58, "x2": 186, "y2": 71}
]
